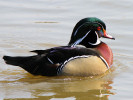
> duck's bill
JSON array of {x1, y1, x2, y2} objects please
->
[
  {"x1": 102, "y1": 29, "x2": 115, "y2": 40},
  {"x1": 103, "y1": 34, "x2": 115, "y2": 40}
]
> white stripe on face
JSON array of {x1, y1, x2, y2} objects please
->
[
  {"x1": 73, "y1": 22, "x2": 89, "y2": 36},
  {"x1": 71, "y1": 30, "x2": 91, "y2": 47}
]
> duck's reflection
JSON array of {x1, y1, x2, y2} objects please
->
[{"x1": 2, "y1": 73, "x2": 115, "y2": 100}]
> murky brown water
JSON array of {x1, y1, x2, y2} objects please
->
[{"x1": 0, "y1": 0, "x2": 133, "y2": 100}]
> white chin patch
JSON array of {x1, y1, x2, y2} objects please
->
[{"x1": 88, "y1": 31, "x2": 101, "y2": 45}]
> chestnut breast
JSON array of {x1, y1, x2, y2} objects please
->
[{"x1": 96, "y1": 42, "x2": 113, "y2": 67}]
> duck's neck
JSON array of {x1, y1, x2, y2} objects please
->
[{"x1": 96, "y1": 42, "x2": 113, "y2": 67}]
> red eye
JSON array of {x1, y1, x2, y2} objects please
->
[{"x1": 97, "y1": 27, "x2": 101, "y2": 31}]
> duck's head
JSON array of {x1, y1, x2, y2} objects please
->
[{"x1": 68, "y1": 17, "x2": 115, "y2": 48}]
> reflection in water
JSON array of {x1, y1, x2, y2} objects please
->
[{"x1": 0, "y1": 70, "x2": 115, "y2": 100}]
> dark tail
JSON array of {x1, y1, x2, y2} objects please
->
[
  {"x1": 3, "y1": 55, "x2": 57, "y2": 76},
  {"x1": 3, "y1": 56, "x2": 32, "y2": 66},
  {"x1": 3, "y1": 55, "x2": 42, "y2": 75}
]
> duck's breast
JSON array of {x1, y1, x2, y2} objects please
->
[{"x1": 96, "y1": 42, "x2": 113, "y2": 67}]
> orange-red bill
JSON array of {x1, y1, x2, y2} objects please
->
[{"x1": 103, "y1": 29, "x2": 115, "y2": 40}]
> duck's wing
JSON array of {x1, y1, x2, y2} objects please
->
[
  {"x1": 30, "y1": 50, "x2": 48, "y2": 55},
  {"x1": 3, "y1": 55, "x2": 60, "y2": 76},
  {"x1": 3, "y1": 46, "x2": 99, "y2": 76},
  {"x1": 30, "y1": 46, "x2": 68, "y2": 55}
]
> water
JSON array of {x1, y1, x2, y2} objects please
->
[{"x1": 0, "y1": 0, "x2": 133, "y2": 100}]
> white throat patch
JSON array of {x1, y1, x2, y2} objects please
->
[{"x1": 88, "y1": 31, "x2": 101, "y2": 45}]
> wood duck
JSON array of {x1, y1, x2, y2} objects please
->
[{"x1": 3, "y1": 17, "x2": 115, "y2": 76}]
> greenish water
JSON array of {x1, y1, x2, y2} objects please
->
[{"x1": 0, "y1": 0, "x2": 133, "y2": 100}]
